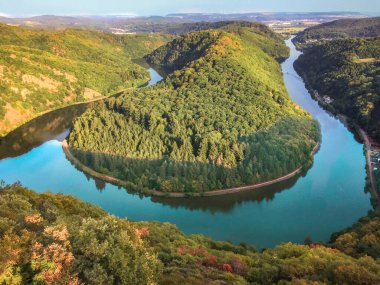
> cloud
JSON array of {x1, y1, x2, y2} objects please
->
[{"x1": 0, "y1": 12, "x2": 11, "y2": 18}]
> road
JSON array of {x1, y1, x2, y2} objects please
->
[{"x1": 359, "y1": 128, "x2": 378, "y2": 201}]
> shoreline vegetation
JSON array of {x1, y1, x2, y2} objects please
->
[
  {"x1": 3, "y1": 183, "x2": 380, "y2": 284},
  {"x1": 0, "y1": 88, "x2": 128, "y2": 139},
  {"x1": 294, "y1": 67, "x2": 380, "y2": 202},
  {"x1": 3, "y1": 20, "x2": 380, "y2": 284},
  {"x1": 62, "y1": 139, "x2": 320, "y2": 198}
]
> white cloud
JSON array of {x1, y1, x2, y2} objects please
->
[{"x1": 0, "y1": 12, "x2": 11, "y2": 18}]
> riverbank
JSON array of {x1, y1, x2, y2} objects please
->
[
  {"x1": 294, "y1": 66, "x2": 379, "y2": 202},
  {"x1": 62, "y1": 140, "x2": 320, "y2": 198},
  {"x1": 0, "y1": 70, "x2": 158, "y2": 140},
  {"x1": 0, "y1": 89, "x2": 129, "y2": 139},
  {"x1": 359, "y1": 128, "x2": 379, "y2": 202}
]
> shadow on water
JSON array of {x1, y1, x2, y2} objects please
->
[
  {"x1": 67, "y1": 149, "x2": 306, "y2": 213},
  {"x1": 151, "y1": 175, "x2": 302, "y2": 213},
  {"x1": 67, "y1": 144, "x2": 314, "y2": 214},
  {"x1": 0, "y1": 68, "x2": 161, "y2": 160},
  {"x1": 0, "y1": 104, "x2": 87, "y2": 159}
]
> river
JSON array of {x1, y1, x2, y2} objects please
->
[{"x1": 0, "y1": 41, "x2": 372, "y2": 248}]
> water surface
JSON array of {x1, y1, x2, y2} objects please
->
[{"x1": 0, "y1": 45, "x2": 371, "y2": 248}]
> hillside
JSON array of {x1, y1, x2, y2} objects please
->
[
  {"x1": 67, "y1": 23, "x2": 320, "y2": 194},
  {"x1": 294, "y1": 17, "x2": 380, "y2": 47},
  {"x1": 294, "y1": 37, "x2": 380, "y2": 142},
  {"x1": 0, "y1": 182, "x2": 380, "y2": 285},
  {"x1": 0, "y1": 24, "x2": 172, "y2": 137},
  {"x1": 1, "y1": 183, "x2": 380, "y2": 284}
]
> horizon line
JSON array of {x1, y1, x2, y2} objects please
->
[{"x1": 0, "y1": 10, "x2": 374, "y2": 19}]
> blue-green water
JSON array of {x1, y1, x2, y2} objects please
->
[{"x1": 0, "y1": 42, "x2": 372, "y2": 248}]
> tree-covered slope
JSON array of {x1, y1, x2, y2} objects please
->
[
  {"x1": 294, "y1": 37, "x2": 380, "y2": 141},
  {"x1": 0, "y1": 24, "x2": 172, "y2": 137},
  {"x1": 68, "y1": 24, "x2": 320, "y2": 194},
  {"x1": 2, "y1": 184, "x2": 380, "y2": 285},
  {"x1": 294, "y1": 17, "x2": 380, "y2": 47}
]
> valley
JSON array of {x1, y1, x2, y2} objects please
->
[
  {"x1": 0, "y1": 36, "x2": 370, "y2": 249},
  {"x1": 0, "y1": 10, "x2": 379, "y2": 284}
]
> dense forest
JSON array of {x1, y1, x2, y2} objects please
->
[
  {"x1": 68, "y1": 23, "x2": 320, "y2": 194},
  {"x1": 294, "y1": 37, "x2": 380, "y2": 142},
  {"x1": 0, "y1": 24, "x2": 172, "y2": 137},
  {"x1": 2, "y1": 183, "x2": 380, "y2": 285},
  {"x1": 294, "y1": 17, "x2": 380, "y2": 47}
]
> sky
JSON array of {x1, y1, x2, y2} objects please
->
[{"x1": 0, "y1": 0, "x2": 379, "y2": 17}]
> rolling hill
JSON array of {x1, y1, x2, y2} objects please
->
[
  {"x1": 0, "y1": 24, "x2": 172, "y2": 137},
  {"x1": 294, "y1": 17, "x2": 380, "y2": 47},
  {"x1": 67, "y1": 22, "x2": 320, "y2": 194},
  {"x1": 294, "y1": 36, "x2": 380, "y2": 142}
]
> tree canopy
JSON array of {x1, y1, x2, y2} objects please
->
[
  {"x1": 295, "y1": 37, "x2": 380, "y2": 141},
  {"x1": 68, "y1": 23, "x2": 320, "y2": 194},
  {"x1": 2, "y1": 183, "x2": 380, "y2": 284}
]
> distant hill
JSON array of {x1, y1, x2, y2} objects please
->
[
  {"x1": 0, "y1": 24, "x2": 172, "y2": 137},
  {"x1": 0, "y1": 12, "x2": 364, "y2": 33},
  {"x1": 294, "y1": 17, "x2": 380, "y2": 45}
]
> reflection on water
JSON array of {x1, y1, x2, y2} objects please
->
[
  {"x1": 151, "y1": 175, "x2": 301, "y2": 213},
  {"x1": 0, "y1": 68, "x2": 161, "y2": 159},
  {"x1": 0, "y1": 104, "x2": 88, "y2": 159},
  {"x1": 67, "y1": 147, "x2": 305, "y2": 212}
]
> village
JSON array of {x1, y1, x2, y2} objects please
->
[{"x1": 372, "y1": 149, "x2": 380, "y2": 172}]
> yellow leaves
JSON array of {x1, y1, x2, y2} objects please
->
[
  {"x1": 207, "y1": 34, "x2": 242, "y2": 58},
  {"x1": 0, "y1": 265, "x2": 23, "y2": 285},
  {"x1": 0, "y1": 232, "x2": 23, "y2": 268},
  {"x1": 24, "y1": 213, "x2": 43, "y2": 225},
  {"x1": 44, "y1": 224, "x2": 70, "y2": 242},
  {"x1": 0, "y1": 65, "x2": 4, "y2": 79}
]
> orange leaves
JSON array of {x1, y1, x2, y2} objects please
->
[
  {"x1": 176, "y1": 244, "x2": 245, "y2": 274},
  {"x1": 222, "y1": 263, "x2": 233, "y2": 272},
  {"x1": 207, "y1": 34, "x2": 242, "y2": 58},
  {"x1": 24, "y1": 213, "x2": 43, "y2": 225},
  {"x1": 177, "y1": 244, "x2": 208, "y2": 257},
  {"x1": 44, "y1": 224, "x2": 70, "y2": 243},
  {"x1": 31, "y1": 224, "x2": 78, "y2": 284},
  {"x1": 202, "y1": 255, "x2": 218, "y2": 267},
  {"x1": 136, "y1": 226, "x2": 150, "y2": 237}
]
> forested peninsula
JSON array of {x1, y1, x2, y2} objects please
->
[
  {"x1": 0, "y1": 24, "x2": 172, "y2": 137},
  {"x1": 67, "y1": 22, "x2": 320, "y2": 194}
]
